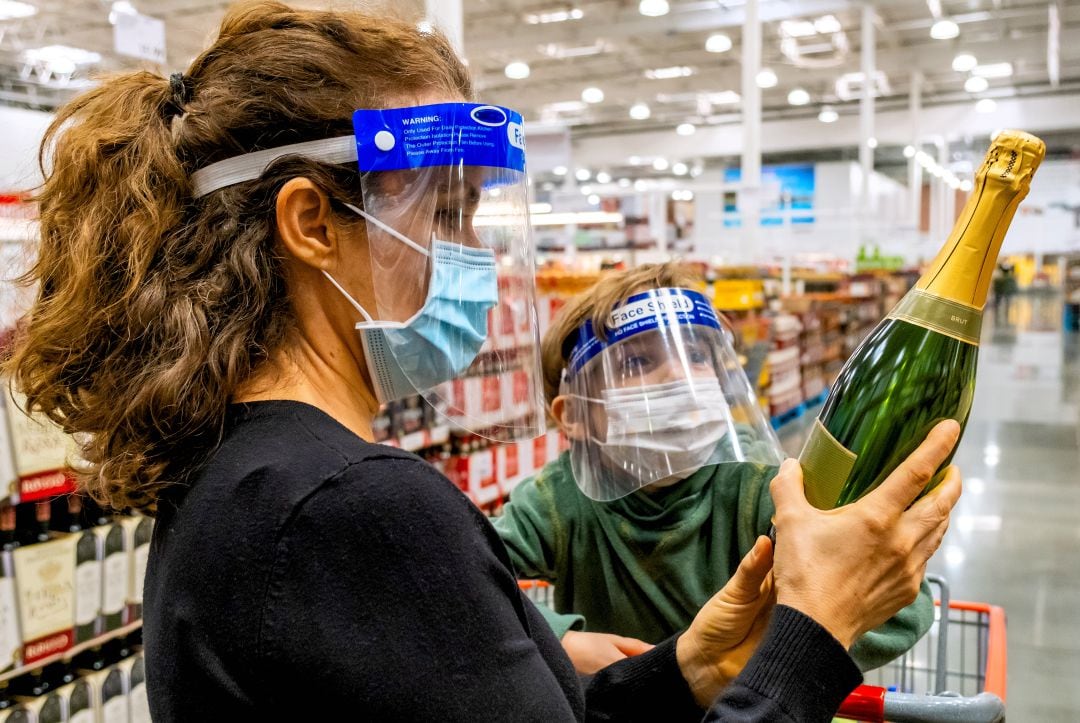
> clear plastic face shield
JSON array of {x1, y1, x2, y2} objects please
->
[
  {"x1": 559, "y1": 288, "x2": 784, "y2": 502},
  {"x1": 189, "y1": 103, "x2": 545, "y2": 440}
]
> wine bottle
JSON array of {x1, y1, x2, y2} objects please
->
[
  {"x1": 67, "y1": 679, "x2": 94, "y2": 723},
  {"x1": 100, "y1": 666, "x2": 129, "y2": 723},
  {"x1": 101, "y1": 523, "x2": 128, "y2": 632},
  {"x1": 128, "y1": 654, "x2": 150, "y2": 723},
  {"x1": 799, "y1": 130, "x2": 1045, "y2": 509},
  {"x1": 34, "y1": 693, "x2": 63, "y2": 723},
  {"x1": 0, "y1": 506, "x2": 20, "y2": 676},
  {"x1": 74, "y1": 516, "x2": 102, "y2": 644},
  {"x1": 130, "y1": 517, "x2": 153, "y2": 621}
]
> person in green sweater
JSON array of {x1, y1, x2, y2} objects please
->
[{"x1": 492, "y1": 263, "x2": 935, "y2": 675}]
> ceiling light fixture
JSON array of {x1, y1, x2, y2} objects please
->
[
  {"x1": 780, "y1": 19, "x2": 817, "y2": 38},
  {"x1": 629, "y1": 102, "x2": 651, "y2": 120},
  {"x1": 638, "y1": 0, "x2": 669, "y2": 17},
  {"x1": 676, "y1": 123, "x2": 696, "y2": 136},
  {"x1": 814, "y1": 14, "x2": 842, "y2": 34},
  {"x1": 634, "y1": 179, "x2": 649, "y2": 192},
  {"x1": 903, "y1": 145, "x2": 916, "y2": 158},
  {"x1": 705, "y1": 33, "x2": 732, "y2": 53},
  {"x1": 596, "y1": 171, "x2": 612, "y2": 184},
  {"x1": 972, "y1": 62, "x2": 1013, "y2": 78},
  {"x1": 618, "y1": 178, "x2": 632, "y2": 188},
  {"x1": 930, "y1": 19, "x2": 959, "y2": 40},
  {"x1": 644, "y1": 66, "x2": 695, "y2": 80},
  {"x1": 587, "y1": 194, "x2": 601, "y2": 205},
  {"x1": 504, "y1": 61, "x2": 531, "y2": 79},
  {"x1": 0, "y1": 0, "x2": 35, "y2": 20},
  {"x1": 672, "y1": 162, "x2": 689, "y2": 176},
  {"x1": 756, "y1": 68, "x2": 778, "y2": 88},
  {"x1": 951, "y1": 53, "x2": 977, "y2": 72},
  {"x1": 975, "y1": 98, "x2": 997, "y2": 114},
  {"x1": 818, "y1": 106, "x2": 839, "y2": 123},
  {"x1": 652, "y1": 157, "x2": 669, "y2": 171},
  {"x1": 552, "y1": 165, "x2": 568, "y2": 176},
  {"x1": 581, "y1": 86, "x2": 605, "y2": 104},
  {"x1": 964, "y1": 76, "x2": 989, "y2": 93},
  {"x1": 787, "y1": 88, "x2": 811, "y2": 106},
  {"x1": 525, "y1": 7, "x2": 584, "y2": 24},
  {"x1": 575, "y1": 168, "x2": 591, "y2": 181}
]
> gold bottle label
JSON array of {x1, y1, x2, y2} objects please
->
[
  {"x1": 887, "y1": 289, "x2": 983, "y2": 346},
  {"x1": 798, "y1": 419, "x2": 857, "y2": 510}
]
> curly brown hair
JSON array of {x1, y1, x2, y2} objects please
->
[{"x1": 2, "y1": 1, "x2": 471, "y2": 513}]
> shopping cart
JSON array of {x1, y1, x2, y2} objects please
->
[
  {"x1": 519, "y1": 575, "x2": 1006, "y2": 723},
  {"x1": 836, "y1": 575, "x2": 1006, "y2": 723}
]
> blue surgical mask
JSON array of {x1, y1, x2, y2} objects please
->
[{"x1": 322, "y1": 203, "x2": 499, "y2": 403}]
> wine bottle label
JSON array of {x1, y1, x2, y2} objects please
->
[
  {"x1": 888, "y1": 289, "x2": 983, "y2": 346},
  {"x1": 102, "y1": 696, "x2": 128, "y2": 723},
  {"x1": 75, "y1": 559, "x2": 103, "y2": 625},
  {"x1": 133, "y1": 543, "x2": 150, "y2": 604},
  {"x1": 129, "y1": 683, "x2": 151, "y2": 723},
  {"x1": 798, "y1": 420, "x2": 857, "y2": 510},
  {"x1": 103, "y1": 553, "x2": 128, "y2": 614},
  {"x1": 13, "y1": 536, "x2": 77, "y2": 662},
  {"x1": 0, "y1": 575, "x2": 21, "y2": 671}
]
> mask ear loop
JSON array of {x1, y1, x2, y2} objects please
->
[{"x1": 322, "y1": 201, "x2": 433, "y2": 330}]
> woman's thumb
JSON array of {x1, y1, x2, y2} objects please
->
[{"x1": 723, "y1": 535, "x2": 774, "y2": 603}]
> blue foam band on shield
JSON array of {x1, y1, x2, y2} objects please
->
[
  {"x1": 353, "y1": 103, "x2": 526, "y2": 173},
  {"x1": 567, "y1": 288, "x2": 721, "y2": 376}
]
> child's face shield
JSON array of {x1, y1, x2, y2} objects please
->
[{"x1": 559, "y1": 288, "x2": 784, "y2": 501}]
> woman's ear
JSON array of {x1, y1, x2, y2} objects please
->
[
  {"x1": 551, "y1": 394, "x2": 587, "y2": 441},
  {"x1": 275, "y1": 177, "x2": 339, "y2": 271}
]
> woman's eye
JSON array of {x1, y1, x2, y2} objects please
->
[{"x1": 621, "y1": 355, "x2": 650, "y2": 373}]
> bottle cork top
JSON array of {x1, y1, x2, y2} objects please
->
[{"x1": 977, "y1": 130, "x2": 1046, "y2": 193}]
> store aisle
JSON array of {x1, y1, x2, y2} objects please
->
[{"x1": 778, "y1": 293, "x2": 1080, "y2": 721}]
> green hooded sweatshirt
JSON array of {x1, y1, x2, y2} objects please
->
[{"x1": 492, "y1": 451, "x2": 934, "y2": 672}]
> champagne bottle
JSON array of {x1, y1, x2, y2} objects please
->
[
  {"x1": 67, "y1": 679, "x2": 94, "y2": 723},
  {"x1": 799, "y1": 130, "x2": 1045, "y2": 509},
  {"x1": 101, "y1": 522, "x2": 128, "y2": 632}
]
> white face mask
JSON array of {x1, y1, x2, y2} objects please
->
[{"x1": 595, "y1": 377, "x2": 730, "y2": 486}]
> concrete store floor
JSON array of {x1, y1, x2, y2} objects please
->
[{"x1": 777, "y1": 293, "x2": 1080, "y2": 722}]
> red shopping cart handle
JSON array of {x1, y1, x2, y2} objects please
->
[{"x1": 836, "y1": 684, "x2": 886, "y2": 722}]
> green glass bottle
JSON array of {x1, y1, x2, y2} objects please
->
[{"x1": 799, "y1": 130, "x2": 1045, "y2": 509}]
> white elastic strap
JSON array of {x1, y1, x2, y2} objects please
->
[
  {"x1": 190, "y1": 135, "x2": 358, "y2": 198},
  {"x1": 343, "y1": 202, "x2": 430, "y2": 257}
]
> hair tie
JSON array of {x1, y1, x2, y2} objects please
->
[{"x1": 168, "y1": 72, "x2": 193, "y2": 112}]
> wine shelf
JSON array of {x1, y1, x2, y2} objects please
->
[{"x1": 0, "y1": 621, "x2": 142, "y2": 684}]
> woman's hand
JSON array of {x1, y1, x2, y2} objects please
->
[
  {"x1": 676, "y1": 535, "x2": 777, "y2": 707},
  {"x1": 561, "y1": 631, "x2": 654, "y2": 674},
  {"x1": 771, "y1": 419, "x2": 963, "y2": 649}
]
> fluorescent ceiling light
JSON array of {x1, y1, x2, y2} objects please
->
[
  {"x1": 109, "y1": 1, "x2": 136, "y2": 25},
  {"x1": 638, "y1": 0, "x2": 669, "y2": 17},
  {"x1": 705, "y1": 33, "x2": 732, "y2": 53},
  {"x1": 581, "y1": 86, "x2": 605, "y2": 104},
  {"x1": 652, "y1": 157, "x2": 669, "y2": 171},
  {"x1": 964, "y1": 76, "x2": 989, "y2": 93},
  {"x1": 787, "y1": 88, "x2": 811, "y2": 106},
  {"x1": 756, "y1": 68, "x2": 778, "y2": 88},
  {"x1": 676, "y1": 123, "x2": 696, "y2": 136},
  {"x1": 972, "y1": 62, "x2": 1013, "y2": 78},
  {"x1": 595, "y1": 172, "x2": 612, "y2": 184},
  {"x1": 952, "y1": 53, "x2": 977, "y2": 72},
  {"x1": 975, "y1": 98, "x2": 997, "y2": 113},
  {"x1": 504, "y1": 61, "x2": 531, "y2": 79},
  {"x1": 629, "y1": 102, "x2": 651, "y2": 120},
  {"x1": 835, "y1": 71, "x2": 891, "y2": 101},
  {"x1": 23, "y1": 45, "x2": 103, "y2": 75},
  {"x1": 780, "y1": 19, "x2": 817, "y2": 38},
  {"x1": 707, "y1": 91, "x2": 741, "y2": 105},
  {"x1": 645, "y1": 66, "x2": 694, "y2": 80},
  {"x1": 575, "y1": 168, "x2": 591, "y2": 181},
  {"x1": 814, "y1": 14, "x2": 842, "y2": 34},
  {"x1": 538, "y1": 41, "x2": 611, "y2": 59},
  {"x1": 0, "y1": 1, "x2": 35, "y2": 20},
  {"x1": 525, "y1": 7, "x2": 584, "y2": 24},
  {"x1": 672, "y1": 162, "x2": 689, "y2": 176},
  {"x1": 930, "y1": 19, "x2": 959, "y2": 40},
  {"x1": 818, "y1": 107, "x2": 838, "y2": 123}
]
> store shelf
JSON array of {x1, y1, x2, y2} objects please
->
[
  {"x1": 382, "y1": 425, "x2": 450, "y2": 452},
  {"x1": 473, "y1": 471, "x2": 531, "y2": 507},
  {"x1": 0, "y1": 621, "x2": 142, "y2": 683}
]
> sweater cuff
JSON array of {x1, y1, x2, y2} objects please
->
[
  {"x1": 734, "y1": 605, "x2": 862, "y2": 719},
  {"x1": 585, "y1": 634, "x2": 703, "y2": 721}
]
